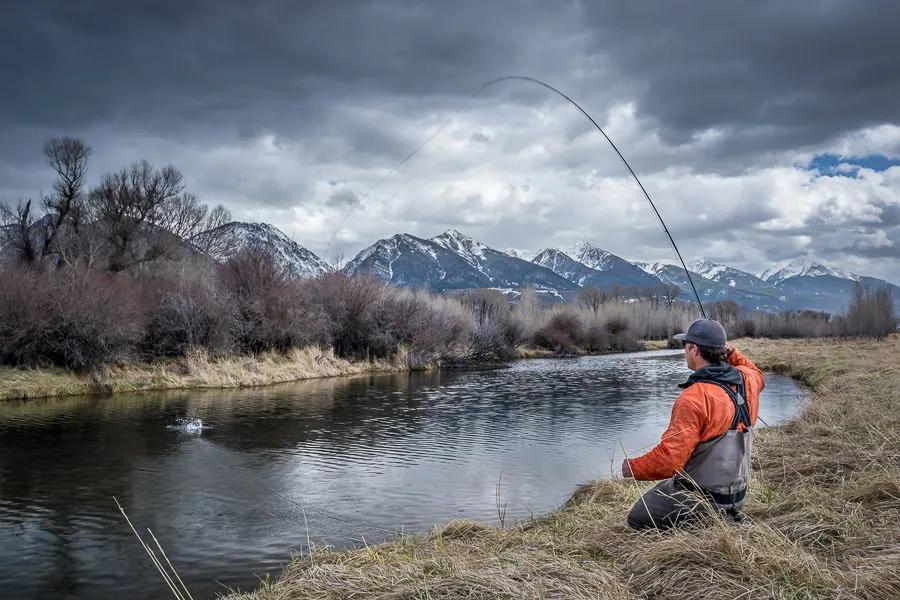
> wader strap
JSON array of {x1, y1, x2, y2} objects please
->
[
  {"x1": 690, "y1": 378, "x2": 751, "y2": 430},
  {"x1": 676, "y1": 477, "x2": 747, "y2": 505}
]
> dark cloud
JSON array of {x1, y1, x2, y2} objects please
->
[{"x1": 1, "y1": 1, "x2": 899, "y2": 282}]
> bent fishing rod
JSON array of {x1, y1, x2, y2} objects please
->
[{"x1": 326, "y1": 75, "x2": 707, "y2": 318}]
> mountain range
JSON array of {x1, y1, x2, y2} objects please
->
[
  {"x1": 3, "y1": 218, "x2": 896, "y2": 314},
  {"x1": 336, "y1": 227, "x2": 897, "y2": 314}
]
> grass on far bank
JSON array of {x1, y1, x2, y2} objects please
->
[
  {"x1": 223, "y1": 335, "x2": 900, "y2": 600},
  {"x1": 0, "y1": 346, "x2": 407, "y2": 401}
]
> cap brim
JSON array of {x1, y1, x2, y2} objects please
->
[{"x1": 672, "y1": 333, "x2": 688, "y2": 341}]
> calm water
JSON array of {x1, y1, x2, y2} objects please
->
[{"x1": 0, "y1": 351, "x2": 806, "y2": 600}]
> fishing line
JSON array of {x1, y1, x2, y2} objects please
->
[{"x1": 326, "y1": 75, "x2": 707, "y2": 318}]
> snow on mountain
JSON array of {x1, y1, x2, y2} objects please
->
[
  {"x1": 504, "y1": 248, "x2": 537, "y2": 262},
  {"x1": 198, "y1": 221, "x2": 330, "y2": 278},
  {"x1": 761, "y1": 259, "x2": 859, "y2": 284},
  {"x1": 689, "y1": 259, "x2": 778, "y2": 292},
  {"x1": 634, "y1": 261, "x2": 674, "y2": 277},
  {"x1": 565, "y1": 241, "x2": 617, "y2": 271},
  {"x1": 431, "y1": 229, "x2": 490, "y2": 272},
  {"x1": 536, "y1": 243, "x2": 662, "y2": 289},
  {"x1": 344, "y1": 230, "x2": 578, "y2": 291},
  {"x1": 430, "y1": 230, "x2": 579, "y2": 291},
  {"x1": 343, "y1": 233, "x2": 475, "y2": 288},
  {"x1": 688, "y1": 259, "x2": 729, "y2": 280}
]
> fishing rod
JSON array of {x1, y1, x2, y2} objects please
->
[{"x1": 326, "y1": 75, "x2": 707, "y2": 318}]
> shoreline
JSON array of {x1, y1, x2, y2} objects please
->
[
  {"x1": 0, "y1": 347, "x2": 407, "y2": 402},
  {"x1": 221, "y1": 335, "x2": 899, "y2": 599},
  {"x1": 0, "y1": 341, "x2": 676, "y2": 402}
]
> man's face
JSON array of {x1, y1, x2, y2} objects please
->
[{"x1": 683, "y1": 342, "x2": 700, "y2": 371}]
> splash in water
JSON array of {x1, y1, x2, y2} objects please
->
[{"x1": 166, "y1": 417, "x2": 206, "y2": 433}]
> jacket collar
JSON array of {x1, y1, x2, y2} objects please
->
[{"x1": 679, "y1": 363, "x2": 743, "y2": 389}]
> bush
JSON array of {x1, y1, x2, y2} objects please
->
[
  {"x1": 533, "y1": 312, "x2": 582, "y2": 353},
  {"x1": 0, "y1": 266, "x2": 143, "y2": 370},
  {"x1": 220, "y1": 248, "x2": 330, "y2": 353},
  {"x1": 142, "y1": 277, "x2": 234, "y2": 357}
]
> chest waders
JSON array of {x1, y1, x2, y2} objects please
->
[{"x1": 677, "y1": 376, "x2": 753, "y2": 507}]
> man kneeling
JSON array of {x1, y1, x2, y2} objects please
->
[{"x1": 622, "y1": 319, "x2": 765, "y2": 529}]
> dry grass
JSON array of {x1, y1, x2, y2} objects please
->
[
  {"x1": 641, "y1": 339, "x2": 671, "y2": 351},
  {"x1": 0, "y1": 347, "x2": 408, "y2": 401},
  {"x1": 224, "y1": 335, "x2": 900, "y2": 600}
]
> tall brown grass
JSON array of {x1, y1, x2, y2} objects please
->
[{"x1": 222, "y1": 336, "x2": 900, "y2": 600}]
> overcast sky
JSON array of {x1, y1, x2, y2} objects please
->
[{"x1": 2, "y1": 1, "x2": 899, "y2": 282}]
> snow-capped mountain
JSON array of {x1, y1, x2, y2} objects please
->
[
  {"x1": 635, "y1": 261, "x2": 787, "y2": 312},
  {"x1": 504, "y1": 248, "x2": 537, "y2": 262},
  {"x1": 343, "y1": 233, "x2": 485, "y2": 288},
  {"x1": 344, "y1": 230, "x2": 578, "y2": 291},
  {"x1": 535, "y1": 246, "x2": 662, "y2": 289},
  {"x1": 196, "y1": 221, "x2": 330, "y2": 278},
  {"x1": 344, "y1": 229, "x2": 578, "y2": 291},
  {"x1": 761, "y1": 259, "x2": 859, "y2": 285},
  {"x1": 689, "y1": 259, "x2": 780, "y2": 294},
  {"x1": 430, "y1": 230, "x2": 580, "y2": 290},
  {"x1": 759, "y1": 258, "x2": 897, "y2": 313}
]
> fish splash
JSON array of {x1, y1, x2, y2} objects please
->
[{"x1": 166, "y1": 417, "x2": 206, "y2": 433}]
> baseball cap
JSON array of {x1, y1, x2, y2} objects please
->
[{"x1": 673, "y1": 319, "x2": 727, "y2": 348}]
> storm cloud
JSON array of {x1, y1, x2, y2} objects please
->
[{"x1": 2, "y1": 1, "x2": 899, "y2": 281}]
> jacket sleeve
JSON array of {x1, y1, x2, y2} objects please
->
[
  {"x1": 728, "y1": 348, "x2": 765, "y2": 393},
  {"x1": 626, "y1": 388, "x2": 704, "y2": 481}
]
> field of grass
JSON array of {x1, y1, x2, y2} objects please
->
[
  {"x1": 223, "y1": 336, "x2": 899, "y2": 600},
  {"x1": 0, "y1": 347, "x2": 407, "y2": 401}
]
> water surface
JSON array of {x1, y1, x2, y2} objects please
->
[{"x1": 0, "y1": 350, "x2": 806, "y2": 599}]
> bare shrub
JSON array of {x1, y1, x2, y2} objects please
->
[
  {"x1": 533, "y1": 312, "x2": 583, "y2": 353},
  {"x1": 142, "y1": 276, "x2": 234, "y2": 357},
  {"x1": 0, "y1": 266, "x2": 143, "y2": 370},
  {"x1": 221, "y1": 248, "x2": 330, "y2": 352},
  {"x1": 303, "y1": 272, "x2": 388, "y2": 358},
  {"x1": 468, "y1": 319, "x2": 517, "y2": 361}
]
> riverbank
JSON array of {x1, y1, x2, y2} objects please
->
[
  {"x1": 0, "y1": 342, "x2": 667, "y2": 401},
  {"x1": 224, "y1": 335, "x2": 899, "y2": 600},
  {"x1": 0, "y1": 347, "x2": 406, "y2": 401}
]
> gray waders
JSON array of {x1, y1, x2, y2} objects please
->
[{"x1": 628, "y1": 377, "x2": 753, "y2": 530}]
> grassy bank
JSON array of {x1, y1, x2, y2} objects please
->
[
  {"x1": 0, "y1": 347, "x2": 407, "y2": 401},
  {"x1": 224, "y1": 336, "x2": 899, "y2": 600}
]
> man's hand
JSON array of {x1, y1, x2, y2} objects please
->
[{"x1": 621, "y1": 459, "x2": 634, "y2": 478}]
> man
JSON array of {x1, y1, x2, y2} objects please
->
[{"x1": 622, "y1": 318, "x2": 765, "y2": 529}]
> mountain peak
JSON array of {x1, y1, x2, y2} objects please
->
[
  {"x1": 688, "y1": 259, "x2": 730, "y2": 279},
  {"x1": 203, "y1": 221, "x2": 329, "y2": 277},
  {"x1": 761, "y1": 258, "x2": 858, "y2": 283},
  {"x1": 564, "y1": 241, "x2": 615, "y2": 271},
  {"x1": 431, "y1": 229, "x2": 490, "y2": 267}
]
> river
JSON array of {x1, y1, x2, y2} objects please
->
[{"x1": 0, "y1": 350, "x2": 806, "y2": 599}]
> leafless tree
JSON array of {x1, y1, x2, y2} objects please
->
[
  {"x1": 660, "y1": 283, "x2": 681, "y2": 307},
  {"x1": 0, "y1": 199, "x2": 39, "y2": 265},
  {"x1": 187, "y1": 204, "x2": 234, "y2": 259},
  {"x1": 88, "y1": 161, "x2": 206, "y2": 272},
  {"x1": 39, "y1": 137, "x2": 91, "y2": 263},
  {"x1": 844, "y1": 283, "x2": 895, "y2": 339},
  {"x1": 578, "y1": 287, "x2": 607, "y2": 313}
]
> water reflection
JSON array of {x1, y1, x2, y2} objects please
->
[{"x1": 0, "y1": 350, "x2": 806, "y2": 600}]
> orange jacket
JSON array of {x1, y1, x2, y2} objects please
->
[{"x1": 626, "y1": 349, "x2": 765, "y2": 481}]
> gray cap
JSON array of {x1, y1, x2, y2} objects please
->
[{"x1": 673, "y1": 319, "x2": 727, "y2": 348}]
